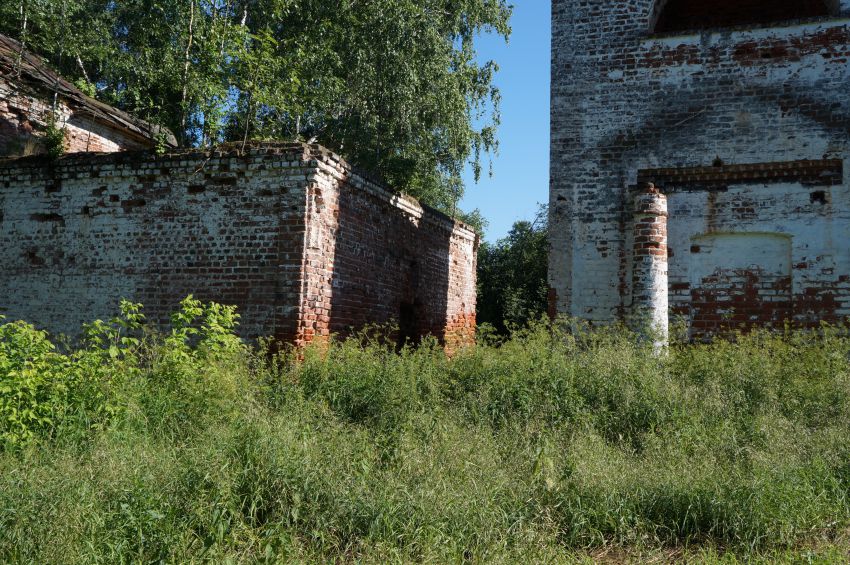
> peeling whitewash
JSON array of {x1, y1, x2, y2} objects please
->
[{"x1": 550, "y1": 0, "x2": 850, "y2": 336}]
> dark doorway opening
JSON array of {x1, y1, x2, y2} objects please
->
[{"x1": 397, "y1": 300, "x2": 424, "y2": 351}]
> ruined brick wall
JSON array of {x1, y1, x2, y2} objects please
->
[
  {"x1": 550, "y1": 0, "x2": 850, "y2": 336},
  {"x1": 0, "y1": 145, "x2": 309, "y2": 340},
  {"x1": 1, "y1": 76, "x2": 155, "y2": 157},
  {"x1": 0, "y1": 143, "x2": 477, "y2": 349},
  {"x1": 642, "y1": 160, "x2": 849, "y2": 334},
  {"x1": 296, "y1": 150, "x2": 478, "y2": 352}
]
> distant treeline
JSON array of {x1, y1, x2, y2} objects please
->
[{"x1": 477, "y1": 204, "x2": 549, "y2": 333}]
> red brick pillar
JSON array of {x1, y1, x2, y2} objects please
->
[{"x1": 631, "y1": 183, "x2": 669, "y2": 346}]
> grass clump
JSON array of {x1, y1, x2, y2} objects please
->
[{"x1": 1, "y1": 303, "x2": 850, "y2": 563}]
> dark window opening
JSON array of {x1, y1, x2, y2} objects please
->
[
  {"x1": 811, "y1": 190, "x2": 828, "y2": 204},
  {"x1": 653, "y1": 0, "x2": 837, "y2": 33}
]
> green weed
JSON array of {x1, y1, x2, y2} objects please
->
[{"x1": 1, "y1": 303, "x2": 849, "y2": 562}]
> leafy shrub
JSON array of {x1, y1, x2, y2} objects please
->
[
  {"x1": 136, "y1": 296, "x2": 249, "y2": 436},
  {"x1": 43, "y1": 115, "x2": 67, "y2": 160}
]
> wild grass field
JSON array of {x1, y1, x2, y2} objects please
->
[{"x1": 2, "y1": 298, "x2": 850, "y2": 563}]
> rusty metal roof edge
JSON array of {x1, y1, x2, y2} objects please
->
[{"x1": 0, "y1": 34, "x2": 177, "y2": 148}]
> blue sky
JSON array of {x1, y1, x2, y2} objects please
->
[{"x1": 460, "y1": 2, "x2": 551, "y2": 243}]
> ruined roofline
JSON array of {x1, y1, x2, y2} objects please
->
[
  {"x1": 0, "y1": 140, "x2": 479, "y2": 241},
  {"x1": 0, "y1": 34, "x2": 177, "y2": 149}
]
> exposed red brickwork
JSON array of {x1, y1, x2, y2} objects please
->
[
  {"x1": 1, "y1": 78, "x2": 157, "y2": 157},
  {"x1": 295, "y1": 153, "x2": 478, "y2": 353},
  {"x1": 1, "y1": 34, "x2": 175, "y2": 157},
  {"x1": 795, "y1": 286, "x2": 842, "y2": 327},
  {"x1": 547, "y1": 287, "x2": 559, "y2": 320},
  {"x1": 639, "y1": 25, "x2": 850, "y2": 68},
  {"x1": 690, "y1": 269, "x2": 793, "y2": 336},
  {"x1": 629, "y1": 186, "x2": 669, "y2": 340},
  {"x1": 633, "y1": 215, "x2": 667, "y2": 258},
  {"x1": 0, "y1": 143, "x2": 478, "y2": 351},
  {"x1": 656, "y1": 163, "x2": 849, "y2": 338}
]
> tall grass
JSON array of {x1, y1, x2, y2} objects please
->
[{"x1": 1, "y1": 301, "x2": 850, "y2": 563}]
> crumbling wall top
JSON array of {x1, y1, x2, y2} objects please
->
[{"x1": 0, "y1": 140, "x2": 479, "y2": 241}]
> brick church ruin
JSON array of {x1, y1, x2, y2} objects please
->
[
  {"x1": 0, "y1": 34, "x2": 478, "y2": 350},
  {"x1": 550, "y1": 0, "x2": 850, "y2": 339}
]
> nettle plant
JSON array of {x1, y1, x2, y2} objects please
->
[
  {"x1": 0, "y1": 316, "x2": 71, "y2": 448},
  {"x1": 0, "y1": 297, "x2": 246, "y2": 451},
  {"x1": 0, "y1": 301, "x2": 145, "y2": 449}
]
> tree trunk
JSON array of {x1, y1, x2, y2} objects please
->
[
  {"x1": 179, "y1": 0, "x2": 196, "y2": 145},
  {"x1": 14, "y1": 0, "x2": 28, "y2": 78}
]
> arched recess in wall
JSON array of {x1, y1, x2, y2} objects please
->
[{"x1": 650, "y1": 0, "x2": 839, "y2": 33}]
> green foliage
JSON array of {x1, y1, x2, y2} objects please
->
[
  {"x1": 0, "y1": 297, "x2": 246, "y2": 451},
  {"x1": 2, "y1": 305, "x2": 850, "y2": 561},
  {"x1": 73, "y1": 78, "x2": 96, "y2": 97},
  {"x1": 0, "y1": 319, "x2": 69, "y2": 447},
  {"x1": 0, "y1": 0, "x2": 511, "y2": 211},
  {"x1": 43, "y1": 114, "x2": 66, "y2": 160},
  {"x1": 153, "y1": 130, "x2": 170, "y2": 156},
  {"x1": 0, "y1": 301, "x2": 131, "y2": 449},
  {"x1": 477, "y1": 204, "x2": 549, "y2": 333},
  {"x1": 143, "y1": 296, "x2": 249, "y2": 434}
]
